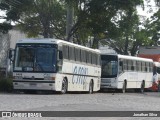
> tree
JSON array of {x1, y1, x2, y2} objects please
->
[
  {"x1": 155, "y1": 0, "x2": 160, "y2": 6},
  {"x1": 64, "y1": 0, "x2": 145, "y2": 53},
  {"x1": 0, "y1": 22, "x2": 12, "y2": 34},
  {"x1": 0, "y1": 0, "x2": 147, "y2": 56},
  {"x1": 0, "y1": 0, "x2": 66, "y2": 38},
  {"x1": 100, "y1": 8, "x2": 151, "y2": 55},
  {"x1": 141, "y1": 0, "x2": 160, "y2": 46}
]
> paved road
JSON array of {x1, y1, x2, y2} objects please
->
[{"x1": 0, "y1": 91, "x2": 160, "y2": 120}]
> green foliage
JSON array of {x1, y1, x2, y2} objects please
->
[
  {"x1": 109, "y1": 10, "x2": 142, "y2": 55},
  {"x1": 0, "y1": 0, "x2": 66, "y2": 38},
  {"x1": 146, "y1": 9, "x2": 160, "y2": 45},
  {"x1": 66, "y1": 0, "x2": 145, "y2": 54},
  {"x1": 0, "y1": 0, "x2": 150, "y2": 55},
  {"x1": 82, "y1": 0, "x2": 146, "y2": 55},
  {"x1": 0, "y1": 22, "x2": 12, "y2": 33},
  {"x1": 0, "y1": 0, "x2": 33, "y2": 21},
  {"x1": 139, "y1": 1, "x2": 160, "y2": 46},
  {"x1": 0, "y1": 77, "x2": 13, "y2": 92}
]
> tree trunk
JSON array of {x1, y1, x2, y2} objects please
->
[
  {"x1": 92, "y1": 36, "x2": 98, "y2": 49},
  {"x1": 42, "y1": 22, "x2": 50, "y2": 38},
  {"x1": 130, "y1": 42, "x2": 138, "y2": 56},
  {"x1": 66, "y1": 0, "x2": 74, "y2": 42},
  {"x1": 124, "y1": 36, "x2": 129, "y2": 55}
]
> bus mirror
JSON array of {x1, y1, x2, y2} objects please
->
[
  {"x1": 8, "y1": 49, "x2": 14, "y2": 61},
  {"x1": 59, "y1": 51, "x2": 63, "y2": 59},
  {"x1": 119, "y1": 61, "x2": 123, "y2": 66}
]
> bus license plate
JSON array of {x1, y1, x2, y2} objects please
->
[{"x1": 30, "y1": 83, "x2": 37, "y2": 86}]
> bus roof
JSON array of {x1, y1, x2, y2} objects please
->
[
  {"x1": 118, "y1": 54, "x2": 153, "y2": 62},
  {"x1": 101, "y1": 54, "x2": 153, "y2": 62},
  {"x1": 16, "y1": 38, "x2": 100, "y2": 53}
]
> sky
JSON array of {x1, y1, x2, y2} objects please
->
[
  {"x1": 0, "y1": 10, "x2": 6, "y2": 23},
  {"x1": 137, "y1": 0, "x2": 158, "y2": 20}
]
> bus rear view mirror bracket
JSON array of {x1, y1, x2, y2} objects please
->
[{"x1": 8, "y1": 49, "x2": 15, "y2": 61}]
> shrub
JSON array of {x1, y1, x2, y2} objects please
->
[{"x1": 0, "y1": 77, "x2": 13, "y2": 92}]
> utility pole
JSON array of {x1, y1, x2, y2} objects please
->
[{"x1": 66, "y1": 0, "x2": 74, "y2": 42}]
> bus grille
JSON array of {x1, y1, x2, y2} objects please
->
[{"x1": 101, "y1": 79, "x2": 111, "y2": 83}]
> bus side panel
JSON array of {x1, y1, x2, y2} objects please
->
[
  {"x1": 117, "y1": 72, "x2": 128, "y2": 89},
  {"x1": 117, "y1": 72, "x2": 153, "y2": 89},
  {"x1": 93, "y1": 67, "x2": 101, "y2": 91},
  {"x1": 126, "y1": 72, "x2": 138, "y2": 88},
  {"x1": 59, "y1": 61, "x2": 101, "y2": 92},
  {"x1": 55, "y1": 73, "x2": 63, "y2": 91},
  {"x1": 145, "y1": 72, "x2": 153, "y2": 88}
]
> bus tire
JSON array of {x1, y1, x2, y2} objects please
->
[
  {"x1": 122, "y1": 81, "x2": 127, "y2": 93},
  {"x1": 61, "y1": 78, "x2": 68, "y2": 94},
  {"x1": 140, "y1": 81, "x2": 145, "y2": 93},
  {"x1": 88, "y1": 80, "x2": 93, "y2": 94}
]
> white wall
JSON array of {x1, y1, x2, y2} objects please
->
[
  {"x1": 0, "y1": 28, "x2": 28, "y2": 68},
  {"x1": 9, "y1": 29, "x2": 28, "y2": 49}
]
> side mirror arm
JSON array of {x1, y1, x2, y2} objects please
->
[{"x1": 8, "y1": 49, "x2": 15, "y2": 61}]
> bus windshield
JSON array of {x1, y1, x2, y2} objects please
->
[
  {"x1": 14, "y1": 44, "x2": 57, "y2": 72},
  {"x1": 101, "y1": 55, "x2": 118, "y2": 78}
]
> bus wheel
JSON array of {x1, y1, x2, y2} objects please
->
[
  {"x1": 61, "y1": 78, "x2": 67, "y2": 94},
  {"x1": 88, "y1": 80, "x2": 93, "y2": 94},
  {"x1": 122, "y1": 81, "x2": 127, "y2": 93},
  {"x1": 140, "y1": 81, "x2": 145, "y2": 93}
]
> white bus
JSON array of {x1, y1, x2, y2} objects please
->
[
  {"x1": 101, "y1": 54, "x2": 153, "y2": 93},
  {"x1": 12, "y1": 38, "x2": 101, "y2": 94}
]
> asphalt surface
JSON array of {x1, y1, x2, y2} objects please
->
[{"x1": 0, "y1": 91, "x2": 160, "y2": 120}]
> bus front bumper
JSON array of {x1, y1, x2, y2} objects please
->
[
  {"x1": 13, "y1": 80, "x2": 55, "y2": 91},
  {"x1": 101, "y1": 83, "x2": 117, "y2": 89}
]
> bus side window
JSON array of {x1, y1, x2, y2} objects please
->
[
  {"x1": 145, "y1": 62, "x2": 148, "y2": 72},
  {"x1": 57, "y1": 50, "x2": 63, "y2": 72},
  {"x1": 98, "y1": 54, "x2": 101, "y2": 66},
  {"x1": 86, "y1": 51, "x2": 89, "y2": 64},
  {"x1": 150, "y1": 63, "x2": 153, "y2": 72},
  {"x1": 119, "y1": 61, "x2": 123, "y2": 73},
  {"x1": 74, "y1": 47, "x2": 77, "y2": 61},
  {"x1": 91, "y1": 53, "x2": 96, "y2": 65},
  {"x1": 81, "y1": 49, "x2": 85, "y2": 63},
  {"x1": 119, "y1": 61, "x2": 123, "y2": 66},
  {"x1": 69, "y1": 46, "x2": 74, "y2": 61},
  {"x1": 136, "y1": 61, "x2": 139, "y2": 71},
  {"x1": 62, "y1": 45, "x2": 69, "y2": 59},
  {"x1": 75, "y1": 48, "x2": 79, "y2": 62},
  {"x1": 123, "y1": 60, "x2": 128, "y2": 71},
  {"x1": 88, "y1": 52, "x2": 91, "y2": 64},
  {"x1": 131, "y1": 66, "x2": 134, "y2": 71},
  {"x1": 59, "y1": 51, "x2": 63, "y2": 60}
]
